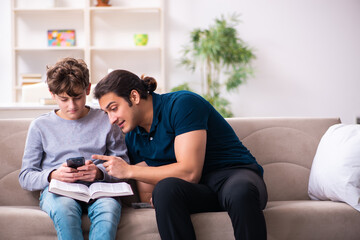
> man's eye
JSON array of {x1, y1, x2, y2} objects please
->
[{"x1": 110, "y1": 107, "x2": 117, "y2": 111}]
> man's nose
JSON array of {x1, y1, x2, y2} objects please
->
[{"x1": 109, "y1": 113, "x2": 117, "y2": 124}]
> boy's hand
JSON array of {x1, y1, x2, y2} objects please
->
[
  {"x1": 75, "y1": 160, "x2": 103, "y2": 182},
  {"x1": 49, "y1": 162, "x2": 83, "y2": 183},
  {"x1": 92, "y1": 155, "x2": 130, "y2": 179}
]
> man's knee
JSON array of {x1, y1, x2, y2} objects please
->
[
  {"x1": 221, "y1": 179, "x2": 259, "y2": 209},
  {"x1": 152, "y1": 177, "x2": 188, "y2": 207}
]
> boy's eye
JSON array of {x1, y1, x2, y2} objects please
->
[{"x1": 110, "y1": 107, "x2": 118, "y2": 111}]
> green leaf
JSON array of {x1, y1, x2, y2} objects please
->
[
  {"x1": 170, "y1": 83, "x2": 192, "y2": 92},
  {"x1": 177, "y1": 13, "x2": 255, "y2": 117}
]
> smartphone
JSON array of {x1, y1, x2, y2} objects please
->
[
  {"x1": 131, "y1": 202, "x2": 153, "y2": 209},
  {"x1": 66, "y1": 157, "x2": 85, "y2": 169}
]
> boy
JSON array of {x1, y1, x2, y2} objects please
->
[{"x1": 19, "y1": 58, "x2": 129, "y2": 240}]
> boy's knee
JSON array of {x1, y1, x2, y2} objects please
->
[{"x1": 90, "y1": 198, "x2": 122, "y2": 218}]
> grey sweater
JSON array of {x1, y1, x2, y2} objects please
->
[{"x1": 19, "y1": 107, "x2": 129, "y2": 191}]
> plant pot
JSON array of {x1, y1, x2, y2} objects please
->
[{"x1": 96, "y1": 0, "x2": 111, "y2": 7}]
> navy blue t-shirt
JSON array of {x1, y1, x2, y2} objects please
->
[{"x1": 125, "y1": 91, "x2": 263, "y2": 176}]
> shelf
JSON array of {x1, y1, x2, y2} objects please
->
[
  {"x1": 90, "y1": 46, "x2": 161, "y2": 51},
  {"x1": 15, "y1": 47, "x2": 85, "y2": 51},
  {"x1": 90, "y1": 7, "x2": 161, "y2": 13},
  {"x1": 14, "y1": 8, "x2": 84, "y2": 12},
  {"x1": 11, "y1": 0, "x2": 165, "y2": 102}
]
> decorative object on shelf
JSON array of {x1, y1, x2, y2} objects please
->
[
  {"x1": 172, "y1": 13, "x2": 255, "y2": 117},
  {"x1": 21, "y1": 82, "x2": 51, "y2": 103},
  {"x1": 96, "y1": 0, "x2": 111, "y2": 7},
  {"x1": 134, "y1": 33, "x2": 148, "y2": 46},
  {"x1": 47, "y1": 30, "x2": 76, "y2": 47}
]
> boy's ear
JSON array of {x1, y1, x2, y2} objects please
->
[
  {"x1": 86, "y1": 83, "x2": 91, "y2": 95},
  {"x1": 49, "y1": 89, "x2": 55, "y2": 99}
]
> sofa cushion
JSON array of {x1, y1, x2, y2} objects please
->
[
  {"x1": 265, "y1": 200, "x2": 360, "y2": 240},
  {"x1": 0, "y1": 206, "x2": 57, "y2": 240},
  {"x1": 308, "y1": 124, "x2": 360, "y2": 211},
  {"x1": 227, "y1": 117, "x2": 341, "y2": 201},
  {"x1": 3, "y1": 201, "x2": 360, "y2": 240}
]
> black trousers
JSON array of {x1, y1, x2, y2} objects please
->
[{"x1": 152, "y1": 167, "x2": 268, "y2": 240}]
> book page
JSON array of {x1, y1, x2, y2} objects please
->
[
  {"x1": 89, "y1": 182, "x2": 133, "y2": 198},
  {"x1": 50, "y1": 179, "x2": 89, "y2": 195}
]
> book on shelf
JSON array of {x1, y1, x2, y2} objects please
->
[
  {"x1": 49, "y1": 179, "x2": 134, "y2": 203},
  {"x1": 21, "y1": 73, "x2": 42, "y2": 79},
  {"x1": 39, "y1": 98, "x2": 57, "y2": 105},
  {"x1": 21, "y1": 81, "x2": 42, "y2": 86},
  {"x1": 21, "y1": 73, "x2": 42, "y2": 86}
]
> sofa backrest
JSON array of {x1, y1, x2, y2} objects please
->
[
  {"x1": 227, "y1": 117, "x2": 341, "y2": 201},
  {"x1": 0, "y1": 119, "x2": 40, "y2": 206},
  {"x1": 0, "y1": 117, "x2": 341, "y2": 206}
]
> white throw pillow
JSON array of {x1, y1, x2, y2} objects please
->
[{"x1": 308, "y1": 124, "x2": 360, "y2": 211}]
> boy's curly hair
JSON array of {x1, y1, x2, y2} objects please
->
[{"x1": 46, "y1": 58, "x2": 90, "y2": 96}]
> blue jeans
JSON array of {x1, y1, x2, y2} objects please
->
[{"x1": 40, "y1": 186, "x2": 122, "y2": 240}]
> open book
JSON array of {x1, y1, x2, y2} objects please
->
[{"x1": 49, "y1": 179, "x2": 133, "y2": 203}]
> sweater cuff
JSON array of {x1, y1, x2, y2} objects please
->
[{"x1": 43, "y1": 168, "x2": 57, "y2": 186}]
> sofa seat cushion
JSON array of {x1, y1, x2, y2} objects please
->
[
  {"x1": 2, "y1": 200, "x2": 360, "y2": 240},
  {"x1": 0, "y1": 206, "x2": 57, "y2": 240},
  {"x1": 0, "y1": 206, "x2": 93, "y2": 240},
  {"x1": 265, "y1": 200, "x2": 360, "y2": 240},
  {"x1": 118, "y1": 208, "x2": 234, "y2": 240}
]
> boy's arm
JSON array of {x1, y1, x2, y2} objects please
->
[{"x1": 18, "y1": 123, "x2": 56, "y2": 191}]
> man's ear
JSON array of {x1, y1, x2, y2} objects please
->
[
  {"x1": 130, "y1": 90, "x2": 140, "y2": 104},
  {"x1": 86, "y1": 83, "x2": 91, "y2": 95}
]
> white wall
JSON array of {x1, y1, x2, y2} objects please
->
[
  {"x1": 0, "y1": 0, "x2": 12, "y2": 104},
  {"x1": 1, "y1": 0, "x2": 360, "y2": 123},
  {"x1": 165, "y1": 0, "x2": 360, "y2": 124}
]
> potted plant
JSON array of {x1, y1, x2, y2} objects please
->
[{"x1": 172, "y1": 14, "x2": 255, "y2": 117}]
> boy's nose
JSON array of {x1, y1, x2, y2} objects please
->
[{"x1": 68, "y1": 98, "x2": 77, "y2": 107}]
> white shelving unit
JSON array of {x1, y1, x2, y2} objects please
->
[{"x1": 11, "y1": 0, "x2": 165, "y2": 102}]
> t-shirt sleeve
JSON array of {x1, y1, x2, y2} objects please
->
[{"x1": 170, "y1": 93, "x2": 210, "y2": 136}]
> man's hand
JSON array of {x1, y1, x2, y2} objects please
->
[{"x1": 92, "y1": 155, "x2": 130, "y2": 179}]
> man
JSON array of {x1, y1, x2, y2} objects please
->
[{"x1": 93, "y1": 69, "x2": 268, "y2": 240}]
